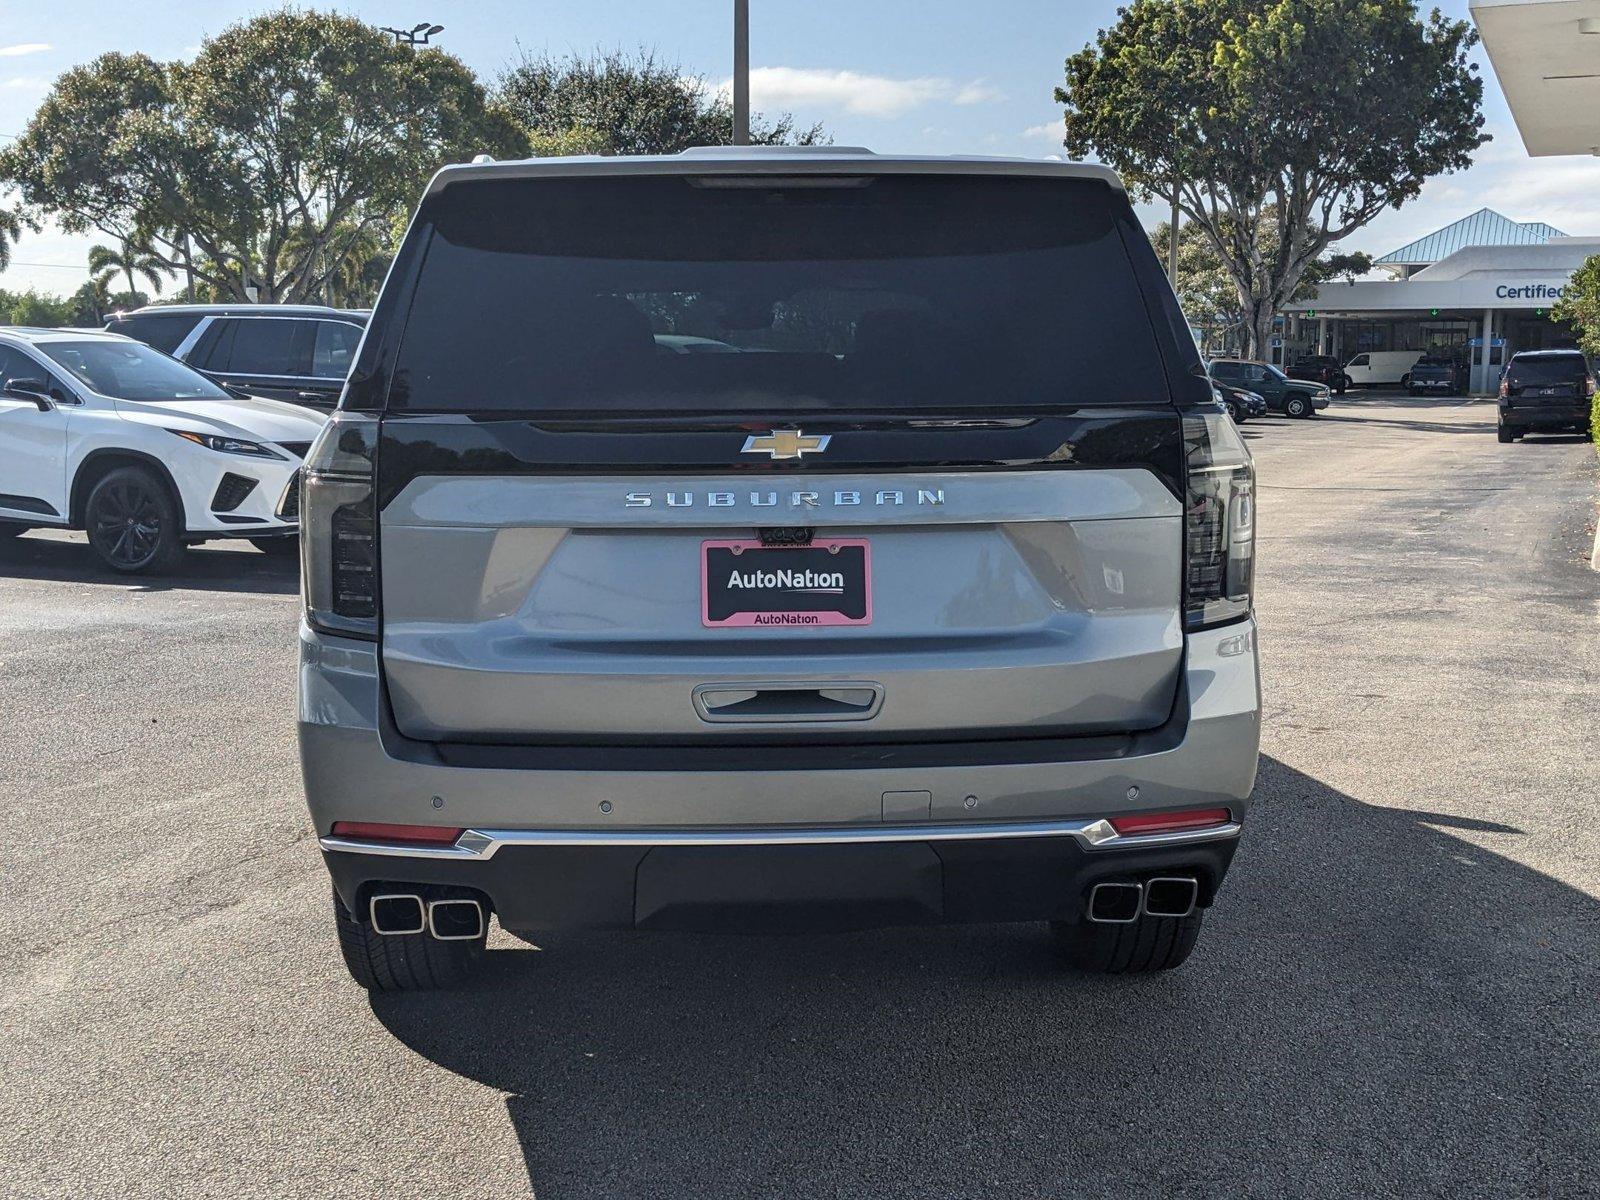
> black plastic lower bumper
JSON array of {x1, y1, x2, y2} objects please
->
[
  {"x1": 1501, "y1": 404, "x2": 1589, "y2": 429},
  {"x1": 323, "y1": 835, "x2": 1241, "y2": 935}
]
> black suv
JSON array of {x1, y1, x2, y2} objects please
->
[
  {"x1": 1288, "y1": 355, "x2": 1349, "y2": 394},
  {"x1": 1497, "y1": 349, "x2": 1595, "y2": 442},
  {"x1": 104, "y1": 304, "x2": 369, "y2": 410}
]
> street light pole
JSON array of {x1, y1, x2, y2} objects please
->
[
  {"x1": 381, "y1": 22, "x2": 444, "y2": 46},
  {"x1": 732, "y1": 0, "x2": 750, "y2": 145}
]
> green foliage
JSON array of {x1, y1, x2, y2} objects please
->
[
  {"x1": 1552, "y1": 255, "x2": 1600, "y2": 453},
  {"x1": 0, "y1": 8, "x2": 523, "y2": 305},
  {"x1": 1553, "y1": 255, "x2": 1600, "y2": 360},
  {"x1": 0, "y1": 208, "x2": 28, "y2": 273},
  {"x1": 88, "y1": 240, "x2": 166, "y2": 297},
  {"x1": 1059, "y1": 0, "x2": 1485, "y2": 356},
  {"x1": 0, "y1": 288, "x2": 74, "y2": 327},
  {"x1": 495, "y1": 50, "x2": 826, "y2": 155},
  {"x1": 1150, "y1": 217, "x2": 1371, "y2": 351}
]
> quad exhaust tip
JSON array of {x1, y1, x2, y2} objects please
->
[
  {"x1": 369, "y1": 893, "x2": 486, "y2": 940},
  {"x1": 370, "y1": 893, "x2": 426, "y2": 936},
  {"x1": 1143, "y1": 876, "x2": 1199, "y2": 919},
  {"x1": 1087, "y1": 881, "x2": 1143, "y2": 924},
  {"x1": 1085, "y1": 876, "x2": 1199, "y2": 923},
  {"x1": 427, "y1": 898, "x2": 486, "y2": 941}
]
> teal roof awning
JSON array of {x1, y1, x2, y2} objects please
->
[{"x1": 1374, "y1": 208, "x2": 1566, "y2": 266}]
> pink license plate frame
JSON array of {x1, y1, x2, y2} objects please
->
[{"x1": 701, "y1": 539, "x2": 873, "y2": 628}]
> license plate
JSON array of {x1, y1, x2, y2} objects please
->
[
  {"x1": 1538, "y1": 387, "x2": 1563, "y2": 396},
  {"x1": 702, "y1": 539, "x2": 871, "y2": 627}
]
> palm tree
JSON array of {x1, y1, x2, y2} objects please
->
[
  {"x1": 88, "y1": 239, "x2": 166, "y2": 299},
  {"x1": 0, "y1": 208, "x2": 23, "y2": 273}
]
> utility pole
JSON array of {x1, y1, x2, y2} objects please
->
[{"x1": 732, "y1": 0, "x2": 750, "y2": 145}]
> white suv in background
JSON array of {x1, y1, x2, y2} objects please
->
[{"x1": 0, "y1": 328, "x2": 325, "y2": 572}]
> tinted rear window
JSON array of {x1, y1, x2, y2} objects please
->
[
  {"x1": 224, "y1": 318, "x2": 310, "y2": 376},
  {"x1": 107, "y1": 313, "x2": 201, "y2": 355},
  {"x1": 1508, "y1": 356, "x2": 1587, "y2": 386},
  {"x1": 388, "y1": 174, "x2": 1169, "y2": 414}
]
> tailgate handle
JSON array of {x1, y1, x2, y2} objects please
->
[{"x1": 693, "y1": 681, "x2": 884, "y2": 723}]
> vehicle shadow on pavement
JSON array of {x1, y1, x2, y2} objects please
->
[
  {"x1": 0, "y1": 532, "x2": 299, "y2": 595},
  {"x1": 370, "y1": 756, "x2": 1598, "y2": 1199}
]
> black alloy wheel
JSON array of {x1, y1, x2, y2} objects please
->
[{"x1": 85, "y1": 466, "x2": 183, "y2": 574}]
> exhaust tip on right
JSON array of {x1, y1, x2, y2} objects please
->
[{"x1": 1143, "y1": 876, "x2": 1199, "y2": 919}]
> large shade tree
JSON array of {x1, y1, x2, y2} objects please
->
[
  {"x1": 495, "y1": 50, "x2": 825, "y2": 155},
  {"x1": 1150, "y1": 216, "x2": 1371, "y2": 353},
  {"x1": 0, "y1": 9, "x2": 525, "y2": 304},
  {"x1": 1057, "y1": 0, "x2": 1485, "y2": 357}
]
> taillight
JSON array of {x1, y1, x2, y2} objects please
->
[
  {"x1": 1587, "y1": 376, "x2": 1596, "y2": 398},
  {"x1": 329, "y1": 821, "x2": 464, "y2": 845},
  {"x1": 301, "y1": 412, "x2": 379, "y2": 639},
  {"x1": 1183, "y1": 409, "x2": 1254, "y2": 630},
  {"x1": 1498, "y1": 376, "x2": 1509, "y2": 399},
  {"x1": 1109, "y1": 807, "x2": 1231, "y2": 836}
]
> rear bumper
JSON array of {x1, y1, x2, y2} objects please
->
[
  {"x1": 322, "y1": 833, "x2": 1240, "y2": 934},
  {"x1": 1500, "y1": 403, "x2": 1589, "y2": 427},
  {"x1": 300, "y1": 617, "x2": 1260, "y2": 931}
]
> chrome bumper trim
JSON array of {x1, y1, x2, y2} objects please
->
[{"x1": 318, "y1": 818, "x2": 1242, "y2": 861}]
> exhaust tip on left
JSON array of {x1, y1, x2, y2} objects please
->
[{"x1": 1087, "y1": 881, "x2": 1143, "y2": 924}]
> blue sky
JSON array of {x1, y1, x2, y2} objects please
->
[{"x1": 0, "y1": 0, "x2": 1591, "y2": 294}]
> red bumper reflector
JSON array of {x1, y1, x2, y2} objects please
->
[
  {"x1": 329, "y1": 821, "x2": 465, "y2": 845},
  {"x1": 1109, "y1": 807, "x2": 1231, "y2": 836}
]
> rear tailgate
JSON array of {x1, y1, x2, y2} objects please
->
[
  {"x1": 368, "y1": 167, "x2": 1197, "y2": 747},
  {"x1": 377, "y1": 421, "x2": 1184, "y2": 742}
]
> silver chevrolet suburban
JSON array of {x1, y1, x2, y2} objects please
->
[{"x1": 295, "y1": 147, "x2": 1261, "y2": 990}]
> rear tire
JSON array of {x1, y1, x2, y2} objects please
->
[
  {"x1": 0, "y1": 524, "x2": 27, "y2": 538},
  {"x1": 84, "y1": 466, "x2": 185, "y2": 574},
  {"x1": 332, "y1": 887, "x2": 486, "y2": 992},
  {"x1": 1497, "y1": 424, "x2": 1514, "y2": 444},
  {"x1": 1051, "y1": 909, "x2": 1204, "y2": 974}
]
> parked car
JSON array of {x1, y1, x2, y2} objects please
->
[
  {"x1": 0, "y1": 328, "x2": 323, "y2": 571},
  {"x1": 1407, "y1": 355, "x2": 1463, "y2": 396},
  {"x1": 298, "y1": 147, "x2": 1262, "y2": 991},
  {"x1": 1288, "y1": 354, "x2": 1349, "y2": 394},
  {"x1": 1212, "y1": 379, "x2": 1266, "y2": 424},
  {"x1": 1343, "y1": 350, "x2": 1424, "y2": 388},
  {"x1": 1210, "y1": 357, "x2": 1330, "y2": 417},
  {"x1": 104, "y1": 304, "x2": 369, "y2": 410},
  {"x1": 1497, "y1": 349, "x2": 1596, "y2": 442}
]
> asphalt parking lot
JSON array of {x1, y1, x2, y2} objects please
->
[{"x1": 1, "y1": 393, "x2": 1596, "y2": 1199}]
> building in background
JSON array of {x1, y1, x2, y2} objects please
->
[
  {"x1": 1277, "y1": 0, "x2": 1600, "y2": 390},
  {"x1": 1282, "y1": 211, "x2": 1590, "y2": 392}
]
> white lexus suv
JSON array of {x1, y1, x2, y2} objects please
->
[{"x1": 0, "y1": 327, "x2": 325, "y2": 572}]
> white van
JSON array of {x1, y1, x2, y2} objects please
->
[{"x1": 1343, "y1": 350, "x2": 1424, "y2": 387}]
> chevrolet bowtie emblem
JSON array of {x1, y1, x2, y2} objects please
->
[{"x1": 740, "y1": 429, "x2": 831, "y2": 460}]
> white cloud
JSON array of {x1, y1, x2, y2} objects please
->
[
  {"x1": 1021, "y1": 121, "x2": 1063, "y2": 142},
  {"x1": 0, "y1": 43, "x2": 50, "y2": 58},
  {"x1": 1, "y1": 76, "x2": 47, "y2": 90},
  {"x1": 729, "y1": 67, "x2": 1004, "y2": 118},
  {"x1": 953, "y1": 81, "x2": 1004, "y2": 106}
]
